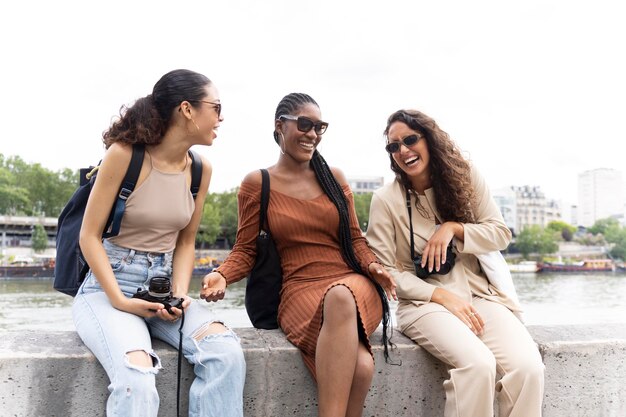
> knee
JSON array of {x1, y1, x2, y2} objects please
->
[
  {"x1": 507, "y1": 354, "x2": 545, "y2": 386},
  {"x1": 112, "y1": 352, "x2": 160, "y2": 401},
  {"x1": 195, "y1": 331, "x2": 246, "y2": 375},
  {"x1": 464, "y1": 351, "x2": 497, "y2": 381},
  {"x1": 323, "y1": 285, "x2": 356, "y2": 321},
  {"x1": 354, "y1": 350, "x2": 375, "y2": 383}
]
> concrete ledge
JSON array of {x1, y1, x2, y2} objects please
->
[{"x1": 1, "y1": 324, "x2": 625, "y2": 416}]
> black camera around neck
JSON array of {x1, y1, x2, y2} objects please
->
[
  {"x1": 132, "y1": 276, "x2": 183, "y2": 313},
  {"x1": 412, "y1": 245, "x2": 456, "y2": 279}
]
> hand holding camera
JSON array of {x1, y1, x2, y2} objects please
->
[{"x1": 132, "y1": 276, "x2": 184, "y2": 315}]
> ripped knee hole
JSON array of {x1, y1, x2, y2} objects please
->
[
  {"x1": 192, "y1": 322, "x2": 229, "y2": 341},
  {"x1": 126, "y1": 350, "x2": 157, "y2": 368}
]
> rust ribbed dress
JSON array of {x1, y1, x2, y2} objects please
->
[{"x1": 216, "y1": 180, "x2": 383, "y2": 378}]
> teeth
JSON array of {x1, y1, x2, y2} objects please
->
[
  {"x1": 300, "y1": 142, "x2": 315, "y2": 149},
  {"x1": 405, "y1": 156, "x2": 419, "y2": 165}
]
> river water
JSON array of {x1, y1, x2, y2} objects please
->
[{"x1": 1, "y1": 272, "x2": 626, "y2": 332}]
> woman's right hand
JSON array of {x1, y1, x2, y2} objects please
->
[
  {"x1": 430, "y1": 287, "x2": 484, "y2": 335},
  {"x1": 200, "y1": 272, "x2": 227, "y2": 302},
  {"x1": 113, "y1": 296, "x2": 168, "y2": 318}
]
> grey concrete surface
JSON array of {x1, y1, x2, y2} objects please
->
[{"x1": 1, "y1": 324, "x2": 625, "y2": 417}]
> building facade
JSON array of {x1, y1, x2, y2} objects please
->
[
  {"x1": 493, "y1": 186, "x2": 563, "y2": 234},
  {"x1": 347, "y1": 176, "x2": 384, "y2": 194},
  {"x1": 577, "y1": 168, "x2": 624, "y2": 227}
]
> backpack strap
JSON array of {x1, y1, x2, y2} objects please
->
[
  {"x1": 259, "y1": 169, "x2": 270, "y2": 233},
  {"x1": 103, "y1": 144, "x2": 145, "y2": 238},
  {"x1": 188, "y1": 150, "x2": 202, "y2": 200}
]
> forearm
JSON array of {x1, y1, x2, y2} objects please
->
[
  {"x1": 80, "y1": 235, "x2": 126, "y2": 307},
  {"x1": 457, "y1": 221, "x2": 511, "y2": 253},
  {"x1": 445, "y1": 221, "x2": 465, "y2": 242},
  {"x1": 216, "y1": 243, "x2": 257, "y2": 285},
  {"x1": 171, "y1": 239, "x2": 194, "y2": 295},
  {"x1": 394, "y1": 270, "x2": 437, "y2": 302}
]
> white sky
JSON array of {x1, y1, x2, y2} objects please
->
[{"x1": 1, "y1": 0, "x2": 625, "y2": 209}]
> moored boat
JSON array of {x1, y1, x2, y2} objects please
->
[
  {"x1": 539, "y1": 259, "x2": 614, "y2": 272},
  {"x1": 508, "y1": 261, "x2": 540, "y2": 273},
  {"x1": 0, "y1": 265, "x2": 54, "y2": 278}
]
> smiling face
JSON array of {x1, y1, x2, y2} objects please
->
[
  {"x1": 276, "y1": 102, "x2": 323, "y2": 161},
  {"x1": 193, "y1": 83, "x2": 222, "y2": 145},
  {"x1": 387, "y1": 121, "x2": 431, "y2": 191}
]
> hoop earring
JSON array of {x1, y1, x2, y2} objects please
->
[{"x1": 279, "y1": 132, "x2": 286, "y2": 155}]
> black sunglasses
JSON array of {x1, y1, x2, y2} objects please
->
[
  {"x1": 385, "y1": 134, "x2": 421, "y2": 153},
  {"x1": 189, "y1": 100, "x2": 222, "y2": 117},
  {"x1": 279, "y1": 115, "x2": 328, "y2": 135}
]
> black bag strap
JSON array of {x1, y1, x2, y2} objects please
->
[
  {"x1": 259, "y1": 169, "x2": 270, "y2": 233},
  {"x1": 103, "y1": 144, "x2": 145, "y2": 238},
  {"x1": 188, "y1": 149, "x2": 202, "y2": 199}
]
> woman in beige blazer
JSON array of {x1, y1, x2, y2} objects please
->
[{"x1": 366, "y1": 109, "x2": 544, "y2": 417}]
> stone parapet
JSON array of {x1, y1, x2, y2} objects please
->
[{"x1": 1, "y1": 324, "x2": 625, "y2": 416}]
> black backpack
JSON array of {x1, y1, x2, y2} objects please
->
[{"x1": 53, "y1": 144, "x2": 203, "y2": 296}]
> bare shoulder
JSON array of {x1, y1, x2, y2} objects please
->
[
  {"x1": 330, "y1": 166, "x2": 348, "y2": 187},
  {"x1": 100, "y1": 142, "x2": 133, "y2": 172},
  {"x1": 241, "y1": 169, "x2": 263, "y2": 187}
]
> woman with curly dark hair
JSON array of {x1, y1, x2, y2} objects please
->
[
  {"x1": 73, "y1": 69, "x2": 245, "y2": 417},
  {"x1": 366, "y1": 109, "x2": 544, "y2": 417}
]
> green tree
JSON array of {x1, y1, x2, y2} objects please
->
[
  {"x1": 197, "y1": 200, "x2": 222, "y2": 246},
  {"x1": 206, "y1": 189, "x2": 239, "y2": 246},
  {"x1": 609, "y1": 228, "x2": 626, "y2": 260},
  {"x1": 546, "y1": 220, "x2": 577, "y2": 241},
  {"x1": 31, "y1": 223, "x2": 49, "y2": 252},
  {"x1": 0, "y1": 164, "x2": 30, "y2": 214},
  {"x1": 0, "y1": 154, "x2": 78, "y2": 216},
  {"x1": 514, "y1": 225, "x2": 558, "y2": 259},
  {"x1": 588, "y1": 217, "x2": 621, "y2": 242},
  {"x1": 353, "y1": 192, "x2": 373, "y2": 232}
]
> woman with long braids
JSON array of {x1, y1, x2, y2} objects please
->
[
  {"x1": 366, "y1": 109, "x2": 544, "y2": 417},
  {"x1": 201, "y1": 93, "x2": 397, "y2": 417}
]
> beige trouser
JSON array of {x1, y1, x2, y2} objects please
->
[{"x1": 402, "y1": 297, "x2": 544, "y2": 417}]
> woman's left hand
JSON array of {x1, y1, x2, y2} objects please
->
[
  {"x1": 368, "y1": 262, "x2": 397, "y2": 301},
  {"x1": 155, "y1": 295, "x2": 191, "y2": 323},
  {"x1": 422, "y1": 222, "x2": 461, "y2": 273}
]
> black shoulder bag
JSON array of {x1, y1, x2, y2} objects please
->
[{"x1": 244, "y1": 169, "x2": 283, "y2": 329}]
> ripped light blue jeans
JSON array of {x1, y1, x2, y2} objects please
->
[{"x1": 72, "y1": 240, "x2": 245, "y2": 417}]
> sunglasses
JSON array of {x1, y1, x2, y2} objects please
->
[
  {"x1": 279, "y1": 115, "x2": 328, "y2": 135},
  {"x1": 192, "y1": 100, "x2": 222, "y2": 117},
  {"x1": 385, "y1": 134, "x2": 421, "y2": 153}
]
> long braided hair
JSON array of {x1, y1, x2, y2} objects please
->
[{"x1": 274, "y1": 93, "x2": 395, "y2": 363}]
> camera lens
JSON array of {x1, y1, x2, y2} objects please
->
[{"x1": 148, "y1": 277, "x2": 171, "y2": 298}]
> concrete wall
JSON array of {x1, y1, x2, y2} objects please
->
[{"x1": 1, "y1": 324, "x2": 625, "y2": 417}]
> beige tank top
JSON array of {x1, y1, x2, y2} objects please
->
[{"x1": 107, "y1": 154, "x2": 195, "y2": 253}]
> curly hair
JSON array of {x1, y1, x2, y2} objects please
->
[
  {"x1": 383, "y1": 109, "x2": 475, "y2": 223},
  {"x1": 102, "y1": 69, "x2": 212, "y2": 148}
]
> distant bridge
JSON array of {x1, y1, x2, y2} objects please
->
[{"x1": 0, "y1": 215, "x2": 57, "y2": 248}]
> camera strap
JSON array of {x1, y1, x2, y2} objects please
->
[
  {"x1": 176, "y1": 309, "x2": 185, "y2": 417},
  {"x1": 406, "y1": 189, "x2": 418, "y2": 261}
]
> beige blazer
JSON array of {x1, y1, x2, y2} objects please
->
[{"x1": 366, "y1": 166, "x2": 520, "y2": 332}]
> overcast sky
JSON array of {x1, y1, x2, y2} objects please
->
[{"x1": 1, "y1": 0, "x2": 624, "y2": 209}]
